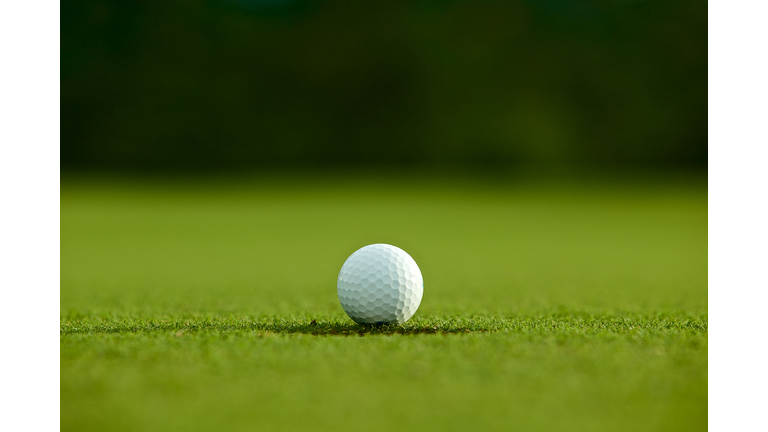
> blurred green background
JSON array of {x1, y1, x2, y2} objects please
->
[
  {"x1": 62, "y1": 0, "x2": 706, "y2": 172},
  {"x1": 61, "y1": 1, "x2": 707, "y2": 431}
]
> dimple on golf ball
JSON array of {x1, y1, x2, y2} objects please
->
[{"x1": 337, "y1": 244, "x2": 424, "y2": 325}]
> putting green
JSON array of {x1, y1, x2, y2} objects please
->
[{"x1": 61, "y1": 174, "x2": 707, "y2": 432}]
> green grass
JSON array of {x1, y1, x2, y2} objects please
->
[{"x1": 61, "y1": 174, "x2": 707, "y2": 432}]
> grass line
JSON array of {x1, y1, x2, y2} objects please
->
[{"x1": 60, "y1": 315, "x2": 707, "y2": 336}]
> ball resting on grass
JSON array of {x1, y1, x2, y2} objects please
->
[{"x1": 337, "y1": 244, "x2": 424, "y2": 325}]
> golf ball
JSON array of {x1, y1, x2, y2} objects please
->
[{"x1": 337, "y1": 244, "x2": 424, "y2": 325}]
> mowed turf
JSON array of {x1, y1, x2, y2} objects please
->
[{"x1": 60, "y1": 174, "x2": 707, "y2": 432}]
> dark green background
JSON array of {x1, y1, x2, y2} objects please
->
[{"x1": 61, "y1": 0, "x2": 706, "y2": 172}]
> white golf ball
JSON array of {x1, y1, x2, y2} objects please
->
[{"x1": 337, "y1": 244, "x2": 424, "y2": 325}]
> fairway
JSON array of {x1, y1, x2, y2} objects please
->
[{"x1": 60, "y1": 175, "x2": 707, "y2": 432}]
